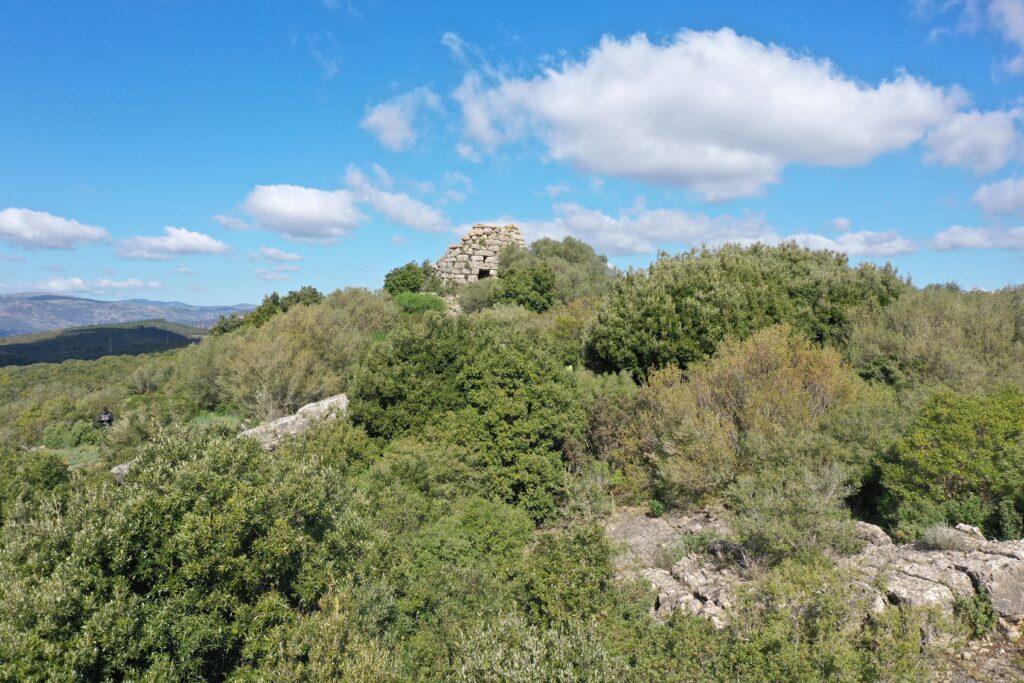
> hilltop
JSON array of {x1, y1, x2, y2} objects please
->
[
  {"x1": 0, "y1": 319, "x2": 202, "y2": 366},
  {"x1": 0, "y1": 293, "x2": 253, "y2": 336}
]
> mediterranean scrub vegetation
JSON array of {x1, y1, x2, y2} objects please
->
[{"x1": 1, "y1": 240, "x2": 1022, "y2": 680}]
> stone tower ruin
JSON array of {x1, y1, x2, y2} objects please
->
[{"x1": 435, "y1": 224, "x2": 526, "y2": 284}]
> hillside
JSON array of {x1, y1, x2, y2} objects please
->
[
  {"x1": 1, "y1": 243, "x2": 1023, "y2": 681},
  {"x1": 0, "y1": 319, "x2": 201, "y2": 366},
  {"x1": 0, "y1": 293, "x2": 253, "y2": 336}
]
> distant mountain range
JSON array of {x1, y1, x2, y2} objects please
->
[{"x1": 0, "y1": 293, "x2": 254, "y2": 337}]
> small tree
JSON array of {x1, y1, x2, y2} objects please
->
[{"x1": 384, "y1": 262, "x2": 427, "y2": 295}]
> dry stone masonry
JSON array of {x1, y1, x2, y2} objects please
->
[{"x1": 436, "y1": 224, "x2": 526, "y2": 285}]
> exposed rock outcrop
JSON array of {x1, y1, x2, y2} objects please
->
[
  {"x1": 111, "y1": 394, "x2": 350, "y2": 483},
  {"x1": 435, "y1": 224, "x2": 525, "y2": 285},
  {"x1": 607, "y1": 508, "x2": 1024, "y2": 639},
  {"x1": 110, "y1": 462, "x2": 131, "y2": 485},
  {"x1": 239, "y1": 394, "x2": 348, "y2": 450}
]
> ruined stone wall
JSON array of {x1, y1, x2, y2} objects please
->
[{"x1": 435, "y1": 224, "x2": 526, "y2": 284}]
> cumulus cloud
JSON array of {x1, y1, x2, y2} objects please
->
[
  {"x1": 972, "y1": 176, "x2": 1024, "y2": 215},
  {"x1": 0, "y1": 208, "x2": 110, "y2": 249},
  {"x1": 452, "y1": 28, "x2": 966, "y2": 200},
  {"x1": 787, "y1": 230, "x2": 917, "y2": 256},
  {"x1": 924, "y1": 109, "x2": 1021, "y2": 174},
  {"x1": 34, "y1": 277, "x2": 163, "y2": 295},
  {"x1": 934, "y1": 224, "x2": 1024, "y2": 249},
  {"x1": 990, "y1": 0, "x2": 1024, "y2": 73},
  {"x1": 344, "y1": 166, "x2": 450, "y2": 231},
  {"x1": 117, "y1": 227, "x2": 230, "y2": 261},
  {"x1": 361, "y1": 87, "x2": 441, "y2": 151},
  {"x1": 259, "y1": 246, "x2": 303, "y2": 262},
  {"x1": 469, "y1": 202, "x2": 914, "y2": 257},
  {"x1": 242, "y1": 185, "x2": 365, "y2": 242}
]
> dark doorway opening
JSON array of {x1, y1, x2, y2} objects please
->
[{"x1": 478, "y1": 269, "x2": 494, "y2": 279}]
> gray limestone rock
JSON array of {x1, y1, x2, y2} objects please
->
[{"x1": 239, "y1": 394, "x2": 348, "y2": 450}]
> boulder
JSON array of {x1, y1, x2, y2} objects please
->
[
  {"x1": 110, "y1": 462, "x2": 131, "y2": 485},
  {"x1": 854, "y1": 520, "x2": 893, "y2": 546},
  {"x1": 239, "y1": 394, "x2": 348, "y2": 450}
]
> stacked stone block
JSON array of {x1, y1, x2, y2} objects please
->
[{"x1": 435, "y1": 224, "x2": 526, "y2": 284}]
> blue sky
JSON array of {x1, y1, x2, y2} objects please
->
[{"x1": 2, "y1": 0, "x2": 1024, "y2": 304}]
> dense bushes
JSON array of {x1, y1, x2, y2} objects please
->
[
  {"x1": 880, "y1": 388, "x2": 1024, "y2": 540},
  {"x1": 459, "y1": 237, "x2": 615, "y2": 313},
  {"x1": 585, "y1": 243, "x2": 906, "y2": 377},
  {"x1": 2, "y1": 240, "x2": 1022, "y2": 680},
  {"x1": 350, "y1": 307, "x2": 582, "y2": 521}
]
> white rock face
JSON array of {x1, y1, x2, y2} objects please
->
[
  {"x1": 606, "y1": 508, "x2": 1024, "y2": 637},
  {"x1": 239, "y1": 394, "x2": 349, "y2": 450}
]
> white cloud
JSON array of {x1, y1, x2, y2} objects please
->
[
  {"x1": 442, "y1": 31, "x2": 469, "y2": 61},
  {"x1": 242, "y1": 184, "x2": 365, "y2": 242},
  {"x1": 390, "y1": 234, "x2": 408, "y2": 245},
  {"x1": 453, "y1": 28, "x2": 966, "y2": 200},
  {"x1": 469, "y1": 202, "x2": 914, "y2": 257},
  {"x1": 213, "y1": 214, "x2": 251, "y2": 231},
  {"x1": 832, "y1": 217, "x2": 852, "y2": 231},
  {"x1": 787, "y1": 230, "x2": 917, "y2": 256},
  {"x1": 0, "y1": 208, "x2": 110, "y2": 249},
  {"x1": 990, "y1": 0, "x2": 1024, "y2": 73},
  {"x1": 34, "y1": 277, "x2": 163, "y2": 295},
  {"x1": 485, "y1": 202, "x2": 775, "y2": 255},
  {"x1": 117, "y1": 227, "x2": 230, "y2": 261},
  {"x1": 259, "y1": 246, "x2": 303, "y2": 262},
  {"x1": 934, "y1": 224, "x2": 1024, "y2": 249},
  {"x1": 441, "y1": 171, "x2": 473, "y2": 203},
  {"x1": 175, "y1": 266, "x2": 196, "y2": 275},
  {"x1": 972, "y1": 175, "x2": 1024, "y2": 215},
  {"x1": 360, "y1": 87, "x2": 441, "y2": 151},
  {"x1": 344, "y1": 166, "x2": 450, "y2": 231},
  {"x1": 924, "y1": 109, "x2": 1020, "y2": 174}
]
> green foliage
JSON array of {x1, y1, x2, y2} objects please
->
[
  {"x1": 494, "y1": 261, "x2": 557, "y2": 312},
  {"x1": 726, "y1": 462, "x2": 861, "y2": 564},
  {"x1": 617, "y1": 325, "x2": 861, "y2": 506},
  {"x1": 585, "y1": 243, "x2": 906, "y2": 377},
  {"x1": 847, "y1": 284, "x2": 1024, "y2": 391},
  {"x1": 350, "y1": 308, "x2": 583, "y2": 521},
  {"x1": 392, "y1": 290, "x2": 446, "y2": 314},
  {"x1": 648, "y1": 499, "x2": 665, "y2": 518},
  {"x1": 383, "y1": 261, "x2": 429, "y2": 295},
  {"x1": 212, "y1": 286, "x2": 325, "y2": 334},
  {"x1": 458, "y1": 237, "x2": 615, "y2": 313},
  {"x1": 880, "y1": 388, "x2": 1024, "y2": 539},
  {"x1": 954, "y1": 590, "x2": 998, "y2": 639},
  {"x1": 41, "y1": 419, "x2": 100, "y2": 449},
  {"x1": 0, "y1": 448, "x2": 70, "y2": 524}
]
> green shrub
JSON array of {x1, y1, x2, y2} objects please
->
[
  {"x1": 585, "y1": 243, "x2": 906, "y2": 378},
  {"x1": 880, "y1": 388, "x2": 1024, "y2": 539},
  {"x1": 954, "y1": 590, "x2": 998, "y2": 639},
  {"x1": 384, "y1": 261, "x2": 428, "y2": 295},
  {"x1": 392, "y1": 291, "x2": 446, "y2": 314}
]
